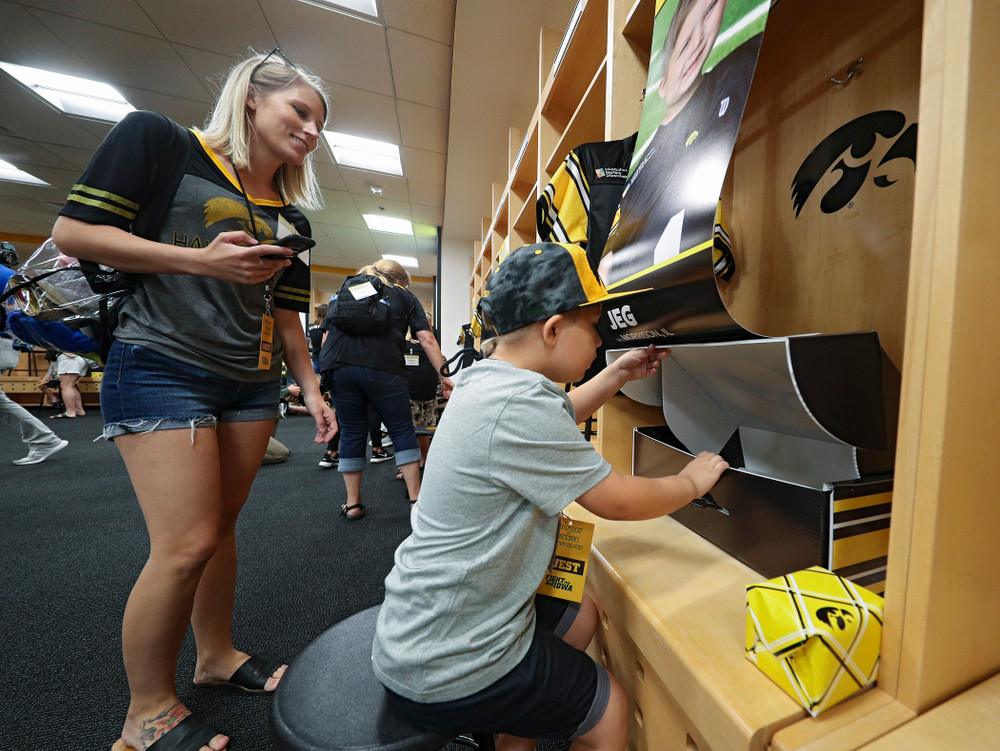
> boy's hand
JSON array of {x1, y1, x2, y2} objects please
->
[
  {"x1": 612, "y1": 345, "x2": 669, "y2": 385},
  {"x1": 679, "y1": 451, "x2": 729, "y2": 497}
]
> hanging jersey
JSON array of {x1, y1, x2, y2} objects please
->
[{"x1": 536, "y1": 132, "x2": 638, "y2": 272}]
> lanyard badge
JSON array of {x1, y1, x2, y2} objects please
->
[
  {"x1": 258, "y1": 280, "x2": 274, "y2": 370},
  {"x1": 231, "y1": 162, "x2": 281, "y2": 372},
  {"x1": 536, "y1": 514, "x2": 595, "y2": 603}
]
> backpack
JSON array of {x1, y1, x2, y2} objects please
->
[
  {"x1": 0, "y1": 114, "x2": 191, "y2": 362},
  {"x1": 329, "y1": 274, "x2": 392, "y2": 336}
]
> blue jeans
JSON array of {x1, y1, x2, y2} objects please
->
[
  {"x1": 100, "y1": 341, "x2": 279, "y2": 440},
  {"x1": 330, "y1": 365, "x2": 420, "y2": 472}
]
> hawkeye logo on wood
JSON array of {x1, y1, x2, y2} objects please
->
[{"x1": 791, "y1": 110, "x2": 917, "y2": 217}]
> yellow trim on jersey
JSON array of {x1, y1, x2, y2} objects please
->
[
  {"x1": 71, "y1": 183, "x2": 140, "y2": 210},
  {"x1": 66, "y1": 183, "x2": 140, "y2": 220},
  {"x1": 274, "y1": 287, "x2": 311, "y2": 304},
  {"x1": 65, "y1": 193, "x2": 137, "y2": 220},
  {"x1": 192, "y1": 130, "x2": 285, "y2": 207},
  {"x1": 565, "y1": 243, "x2": 606, "y2": 302}
]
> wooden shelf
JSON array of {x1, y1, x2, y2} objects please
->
[
  {"x1": 511, "y1": 117, "x2": 539, "y2": 194},
  {"x1": 510, "y1": 183, "x2": 539, "y2": 248},
  {"x1": 622, "y1": 0, "x2": 654, "y2": 65},
  {"x1": 544, "y1": 60, "x2": 607, "y2": 174},
  {"x1": 540, "y1": 0, "x2": 608, "y2": 117}
]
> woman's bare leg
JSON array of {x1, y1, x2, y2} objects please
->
[
  {"x1": 115, "y1": 427, "x2": 229, "y2": 751},
  {"x1": 190, "y1": 419, "x2": 285, "y2": 689},
  {"x1": 59, "y1": 373, "x2": 85, "y2": 416}
]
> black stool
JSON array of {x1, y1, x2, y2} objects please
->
[{"x1": 270, "y1": 605, "x2": 495, "y2": 751}]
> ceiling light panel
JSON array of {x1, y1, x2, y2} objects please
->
[
  {"x1": 363, "y1": 214, "x2": 413, "y2": 235},
  {"x1": 0, "y1": 158, "x2": 49, "y2": 186},
  {"x1": 324, "y1": 131, "x2": 403, "y2": 176},
  {"x1": 0, "y1": 61, "x2": 135, "y2": 123},
  {"x1": 382, "y1": 254, "x2": 418, "y2": 268},
  {"x1": 296, "y1": 0, "x2": 380, "y2": 22}
]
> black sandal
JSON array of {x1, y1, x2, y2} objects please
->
[
  {"x1": 112, "y1": 713, "x2": 223, "y2": 751},
  {"x1": 194, "y1": 655, "x2": 284, "y2": 693},
  {"x1": 341, "y1": 502, "x2": 365, "y2": 520}
]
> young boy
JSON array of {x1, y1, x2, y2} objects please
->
[{"x1": 372, "y1": 242, "x2": 728, "y2": 750}]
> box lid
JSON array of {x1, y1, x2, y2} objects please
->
[{"x1": 609, "y1": 332, "x2": 897, "y2": 486}]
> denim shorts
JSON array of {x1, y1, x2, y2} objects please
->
[
  {"x1": 100, "y1": 341, "x2": 280, "y2": 440},
  {"x1": 386, "y1": 595, "x2": 610, "y2": 740}
]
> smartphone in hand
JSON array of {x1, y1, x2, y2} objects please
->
[{"x1": 260, "y1": 234, "x2": 316, "y2": 259}]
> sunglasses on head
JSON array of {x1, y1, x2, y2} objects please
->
[{"x1": 252, "y1": 47, "x2": 296, "y2": 78}]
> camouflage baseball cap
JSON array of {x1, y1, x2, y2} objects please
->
[{"x1": 480, "y1": 242, "x2": 644, "y2": 335}]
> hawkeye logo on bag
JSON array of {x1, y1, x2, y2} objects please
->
[{"x1": 330, "y1": 273, "x2": 391, "y2": 336}]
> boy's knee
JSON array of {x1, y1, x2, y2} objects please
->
[{"x1": 574, "y1": 672, "x2": 628, "y2": 751}]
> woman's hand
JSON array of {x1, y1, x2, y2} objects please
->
[
  {"x1": 303, "y1": 389, "x2": 338, "y2": 444},
  {"x1": 611, "y1": 345, "x2": 669, "y2": 385},
  {"x1": 195, "y1": 230, "x2": 293, "y2": 284},
  {"x1": 440, "y1": 375, "x2": 455, "y2": 399}
]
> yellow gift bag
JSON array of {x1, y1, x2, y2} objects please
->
[{"x1": 745, "y1": 566, "x2": 884, "y2": 716}]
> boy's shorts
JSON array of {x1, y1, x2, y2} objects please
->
[{"x1": 386, "y1": 595, "x2": 611, "y2": 740}]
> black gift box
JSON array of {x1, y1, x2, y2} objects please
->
[{"x1": 615, "y1": 332, "x2": 898, "y2": 591}]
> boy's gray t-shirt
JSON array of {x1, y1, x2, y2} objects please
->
[{"x1": 372, "y1": 358, "x2": 612, "y2": 702}]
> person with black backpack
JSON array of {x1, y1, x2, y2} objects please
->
[
  {"x1": 50, "y1": 50, "x2": 336, "y2": 751},
  {"x1": 318, "y1": 258, "x2": 453, "y2": 519}
]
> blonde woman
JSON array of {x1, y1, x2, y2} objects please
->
[{"x1": 52, "y1": 49, "x2": 337, "y2": 751}]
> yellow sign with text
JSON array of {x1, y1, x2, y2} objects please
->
[{"x1": 536, "y1": 516, "x2": 595, "y2": 603}]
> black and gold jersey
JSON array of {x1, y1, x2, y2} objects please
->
[{"x1": 536, "y1": 132, "x2": 638, "y2": 272}]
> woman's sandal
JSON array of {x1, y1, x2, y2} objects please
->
[
  {"x1": 111, "y1": 714, "x2": 224, "y2": 751},
  {"x1": 193, "y1": 655, "x2": 284, "y2": 693},
  {"x1": 341, "y1": 502, "x2": 365, "y2": 520}
]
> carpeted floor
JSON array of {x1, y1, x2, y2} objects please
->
[
  {"x1": 2, "y1": 409, "x2": 573, "y2": 751},
  {"x1": 0, "y1": 410, "x2": 427, "y2": 750}
]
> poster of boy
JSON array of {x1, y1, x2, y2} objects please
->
[{"x1": 600, "y1": 0, "x2": 768, "y2": 291}]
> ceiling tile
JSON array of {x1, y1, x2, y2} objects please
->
[
  {"x1": 314, "y1": 188, "x2": 365, "y2": 227},
  {"x1": 170, "y1": 44, "x2": 243, "y2": 103},
  {"x1": 323, "y1": 225, "x2": 378, "y2": 256},
  {"x1": 258, "y1": 0, "x2": 394, "y2": 96},
  {"x1": 323, "y1": 83, "x2": 400, "y2": 145},
  {"x1": 135, "y1": 0, "x2": 274, "y2": 55},
  {"x1": 387, "y1": 28, "x2": 451, "y2": 110},
  {"x1": 408, "y1": 197, "x2": 444, "y2": 226},
  {"x1": 20, "y1": 0, "x2": 163, "y2": 36},
  {"x1": 29, "y1": 8, "x2": 206, "y2": 99},
  {"x1": 401, "y1": 146, "x2": 446, "y2": 186},
  {"x1": 384, "y1": 0, "x2": 456, "y2": 45},
  {"x1": 339, "y1": 170, "x2": 409, "y2": 202},
  {"x1": 372, "y1": 232, "x2": 417, "y2": 256},
  {"x1": 314, "y1": 162, "x2": 349, "y2": 192},
  {"x1": 0, "y1": 79, "x2": 107, "y2": 152},
  {"x1": 0, "y1": 1, "x2": 89, "y2": 72},
  {"x1": 397, "y1": 100, "x2": 448, "y2": 153},
  {"x1": 351, "y1": 193, "x2": 413, "y2": 220}
]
